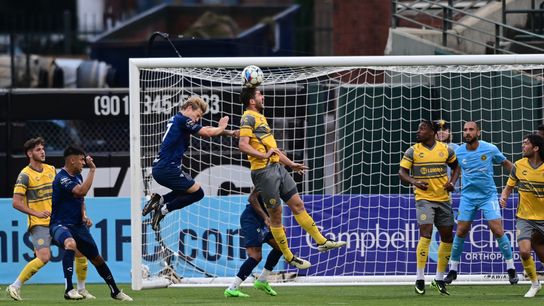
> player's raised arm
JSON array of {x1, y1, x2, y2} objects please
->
[{"x1": 198, "y1": 116, "x2": 230, "y2": 138}]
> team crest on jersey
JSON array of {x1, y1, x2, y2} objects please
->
[
  {"x1": 439, "y1": 152, "x2": 444, "y2": 157},
  {"x1": 186, "y1": 120, "x2": 195, "y2": 128},
  {"x1": 481, "y1": 155, "x2": 487, "y2": 161}
]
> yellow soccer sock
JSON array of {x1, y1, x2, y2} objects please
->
[
  {"x1": 270, "y1": 226, "x2": 294, "y2": 262},
  {"x1": 17, "y1": 257, "x2": 45, "y2": 283},
  {"x1": 294, "y1": 211, "x2": 327, "y2": 245},
  {"x1": 437, "y1": 242, "x2": 452, "y2": 273},
  {"x1": 75, "y1": 256, "x2": 88, "y2": 283},
  {"x1": 416, "y1": 237, "x2": 431, "y2": 270},
  {"x1": 522, "y1": 256, "x2": 538, "y2": 282}
]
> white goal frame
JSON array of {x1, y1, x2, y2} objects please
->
[{"x1": 129, "y1": 54, "x2": 544, "y2": 290}]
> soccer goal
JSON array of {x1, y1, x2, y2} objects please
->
[{"x1": 129, "y1": 55, "x2": 544, "y2": 290}]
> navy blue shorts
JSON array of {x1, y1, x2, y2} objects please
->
[
  {"x1": 240, "y1": 205, "x2": 273, "y2": 248},
  {"x1": 152, "y1": 161, "x2": 195, "y2": 192},
  {"x1": 50, "y1": 223, "x2": 99, "y2": 260}
]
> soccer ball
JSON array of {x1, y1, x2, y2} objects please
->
[{"x1": 241, "y1": 65, "x2": 264, "y2": 87}]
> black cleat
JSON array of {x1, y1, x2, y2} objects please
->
[
  {"x1": 151, "y1": 205, "x2": 165, "y2": 231},
  {"x1": 142, "y1": 193, "x2": 161, "y2": 216},
  {"x1": 415, "y1": 280, "x2": 425, "y2": 295},
  {"x1": 431, "y1": 279, "x2": 450, "y2": 295},
  {"x1": 443, "y1": 270, "x2": 457, "y2": 284},
  {"x1": 508, "y1": 268, "x2": 519, "y2": 285}
]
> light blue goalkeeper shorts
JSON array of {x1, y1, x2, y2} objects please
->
[{"x1": 457, "y1": 197, "x2": 502, "y2": 222}]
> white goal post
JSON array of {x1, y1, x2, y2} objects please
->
[{"x1": 129, "y1": 54, "x2": 544, "y2": 290}]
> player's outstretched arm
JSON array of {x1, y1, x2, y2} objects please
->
[{"x1": 198, "y1": 116, "x2": 230, "y2": 138}]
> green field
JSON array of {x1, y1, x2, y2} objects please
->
[{"x1": 1, "y1": 283, "x2": 544, "y2": 305}]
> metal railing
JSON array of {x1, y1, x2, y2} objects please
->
[{"x1": 392, "y1": 0, "x2": 544, "y2": 54}]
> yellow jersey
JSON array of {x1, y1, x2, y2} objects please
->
[
  {"x1": 400, "y1": 141, "x2": 456, "y2": 202},
  {"x1": 13, "y1": 164, "x2": 56, "y2": 229},
  {"x1": 506, "y1": 158, "x2": 544, "y2": 220},
  {"x1": 239, "y1": 109, "x2": 281, "y2": 170}
]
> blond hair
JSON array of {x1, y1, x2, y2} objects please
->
[{"x1": 181, "y1": 96, "x2": 208, "y2": 114}]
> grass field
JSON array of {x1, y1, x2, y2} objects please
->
[{"x1": 1, "y1": 283, "x2": 544, "y2": 306}]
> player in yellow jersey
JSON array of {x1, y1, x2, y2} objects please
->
[
  {"x1": 238, "y1": 87, "x2": 346, "y2": 270},
  {"x1": 500, "y1": 133, "x2": 544, "y2": 298},
  {"x1": 6, "y1": 137, "x2": 94, "y2": 301},
  {"x1": 399, "y1": 120, "x2": 460, "y2": 295}
]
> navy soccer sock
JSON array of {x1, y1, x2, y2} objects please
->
[
  {"x1": 96, "y1": 262, "x2": 120, "y2": 295},
  {"x1": 264, "y1": 249, "x2": 283, "y2": 271},
  {"x1": 236, "y1": 257, "x2": 259, "y2": 281},
  {"x1": 63, "y1": 249, "x2": 75, "y2": 292}
]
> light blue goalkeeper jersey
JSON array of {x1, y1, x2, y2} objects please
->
[{"x1": 456, "y1": 140, "x2": 506, "y2": 201}]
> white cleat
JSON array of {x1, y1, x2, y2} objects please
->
[
  {"x1": 112, "y1": 290, "x2": 134, "y2": 301},
  {"x1": 317, "y1": 240, "x2": 347, "y2": 253},
  {"x1": 78, "y1": 288, "x2": 96, "y2": 299},
  {"x1": 524, "y1": 283, "x2": 541, "y2": 298},
  {"x1": 64, "y1": 288, "x2": 84, "y2": 300},
  {"x1": 6, "y1": 285, "x2": 22, "y2": 301}
]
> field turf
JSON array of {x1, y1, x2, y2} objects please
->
[{"x1": 1, "y1": 283, "x2": 543, "y2": 305}]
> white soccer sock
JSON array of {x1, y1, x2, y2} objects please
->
[
  {"x1": 533, "y1": 280, "x2": 541, "y2": 287},
  {"x1": 258, "y1": 269, "x2": 272, "y2": 282},
  {"x1": 449, "y1": 260, "x2": 459, "y2": 271},
  {"x1": 12, "y1": 279, "x2": 22, "y2": 289},
  {"x1": 161, "y1": 205, "x2": 169, "y2": 215},
  {"x1": 77, "y1": 279, "x2": 85, "y2": 291},
  {"x1": 505, "y1": 258, "x2": 515, "y2": 270},
  {"x1": 416, "y1": 268, "x2": 425, "y2": 280},
  {"x1": 435, "y1": 271, "x2": 444, "y2": 280},
  {"x1": 228, "y1": 276, "x2": 244, "y2": 290}
]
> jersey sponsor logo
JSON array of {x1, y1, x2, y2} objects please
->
[{"x1": 420, "y1": 167, "x2": 444, "y2": 175}]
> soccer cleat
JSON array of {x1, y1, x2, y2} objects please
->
[
  {"x1": 286, "y1": 255, "x2": 311, "y2": 269},
  {"x1": 224, "y1": 288, "x2": 250, "y2": 298},
  {"x1": 151, "y1": 206, "x2": 165, "y2": 231},
  {"x1": 254, "y1": 280, "x2": 277, "y2": 296},
  {"x1": 431, "y1": 279, "x2": 450, "y2": 295},
  {"x1": 64, "y1": 289, "x2": 84, "y2": 300},
  {"x1": 142, "y1": 193, "x2": 161, "y2": 216},
  {"x1": 6, "y1": 285, "x2": 22, "y2": 301},
  {"x1": 443, "y1": 270, "x2": 457, "y2": 284},
  {"x1": 414, "y1": 280, "x2": 425, "y2": 295},
  {"x1": 112, "y1": 290, "x2": 133, "y2": 301},
  {"x1": 78, "y1": 288, "x2": 96, "y2": 299},
  {"x1": 524, "y1": 283, "x2": 541, "y2": 298},
  {"x1": 317, "y1": 240, "x2": 347, "y2": 253},
  {"x1": 507, "y1": 268, "x2": 519, "y2": 285}
]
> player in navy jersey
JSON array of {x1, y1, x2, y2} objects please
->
[
  {"x1": 444, "y1": 121, "x2": 517, "y2": 284},
  {"x1": 224, "y1": 189, "x2": 283, "y2": 298},
  {"x1": 142, "y1": 96, "x2": 237, "y2": 230},
  {"x1": 50, "y1": 146, "x2": 132, "y2": 301}
]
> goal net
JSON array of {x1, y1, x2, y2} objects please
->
[{"x1": 129, "y1": 55, "x2": 544, "y2": 290}]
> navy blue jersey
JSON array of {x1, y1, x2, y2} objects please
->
[
  {"x1": 50, "y1": 169, "x2": 84, "y2": 226},
  {"x1": 155, "y1": 113, "x2": 202, "y2": 166}
]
